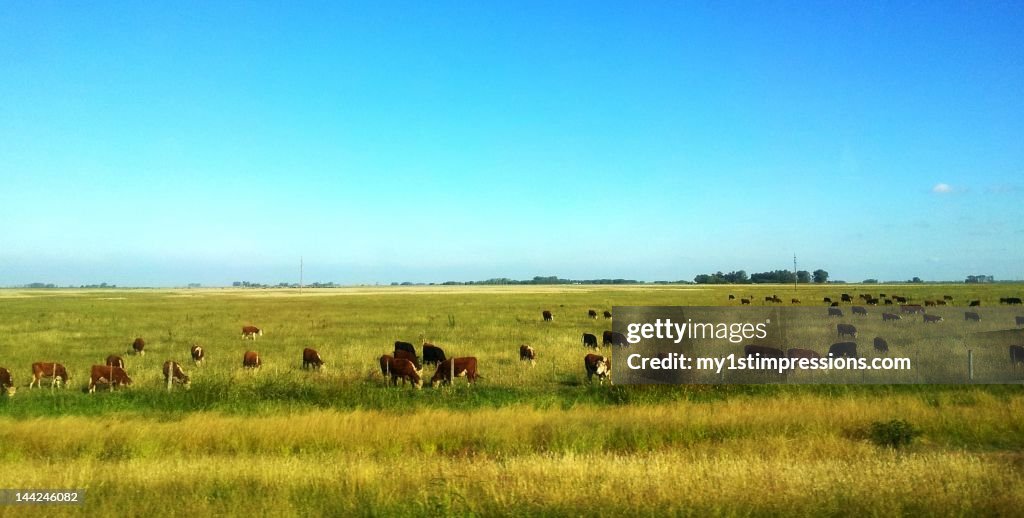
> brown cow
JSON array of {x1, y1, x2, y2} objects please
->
[
  {"x1": 837, "y1": 323, "x2": 858, "y2": 338},
  {"x1": 131, "y1": 337, "x2": 146, "y2": 355},
  {"x1": 923, "y1": 314, "x2": 943, "y2": 323},
  {"x1": 30, "y1": 362, "x2": 69, "y2": 388},
  {"x1": 394, "y1": 349, "x2": 421, "y2": 370},
  {"x1": 162, "y1": 361, "x2": 191, "y2": 390},
  {"x1": 0, "y1": 367, "x2": 15, "y2": 396},
  {"x1": 964, "y1": 312, "x2": 981, "y2": 322},
  {"x1": 519, "y1": 344, "x2": 536, "y2": 365},
  {"x1": 431, "y1": 357, "x2": 479, "y2": 387},
  {"x1": 584, "y1": 354, "x2": 611, "y2": 384},
  {"x1": 242, "y1": 326, "x2": 263, "y2": 339},
  {"x1": 191, "y1": 344, "x2": 205, "y2": 364},
  {"x1": 88, "y1": 364, "x2": 132, "y2": 393},
  {"x1": 542, "y1": 310, "x2": 553, "y2": 322},
  {"x1": 389, "y1": 358, "x2": 422, "y2": 388},
  {"x1": 242, "y1": 351, "x2": 261, "y2": 369},
  {"x1": 106, "y1": 355, "x2": 125, "y2": 369},
  {"x1": 302, "y1": 348, "x2": 325, "y2": 370}
]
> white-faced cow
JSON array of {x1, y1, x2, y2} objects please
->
[
  {"x1": 106, "y1": 355, "x2": 125, "y2": 369},
  {"x1": 837, "y1": 323, "x2": 858, "y2": 339},
  {"x1": 162, "y1": 361, "x2": 191, "y2": 390},
  {"x1": 519, "y1": 344, "x2": 536, "y2": 366},
  {"x1": 0, "y1": 367, "x2": 15, "y2": 396},
  {"x1": 431, "y1": 357, "x2": 479, "y2": 387},
  {"x1": 422, "y1": 343, "x2": 446, "y2": 366},
  {"x1": 242, "y1": 351, "x2": 261, "y2": 369},
  {"x1": 302, "y1": 348, "x2": 325, "y2": 370},
  {"x1": 191, "y1": 344, "x2": 205, "y2": 364},
  {"x1": 389, "y1": 358, "x2": 422, "y2": 388},
  {"x1": 242, "y1": 326, "x2": 263, "y2": 339},
  {"x1": 131, "y1": 337, "x2": 145, "y2": 355},
  {"x1": 584, "y1": 354, "x2": 611, "y2": 384},
  {"x1": 88, "y1": 364, "x2": 132, "y2": 393},
  {"x1": 30, "y1": 362, "x2": 68, "y2": 389}
]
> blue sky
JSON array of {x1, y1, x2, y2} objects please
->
[{"x1": 1, "y1": 1, "x2": 1021, "y2": 286}]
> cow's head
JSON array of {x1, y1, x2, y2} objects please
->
[{"x1": 595, "y1": 360, "x2": 611, "y2": 380}]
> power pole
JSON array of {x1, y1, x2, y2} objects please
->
[
  {"x1": 793, "y1": 253, "x2": 798, "y2": 291},
  {"x1": 300, "y1": 256, "x2": 303, "y2": 295}
]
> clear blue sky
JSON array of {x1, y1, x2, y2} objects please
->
[{"x1": 1, "y1": 1, "x2": 1021, "y2": 286}]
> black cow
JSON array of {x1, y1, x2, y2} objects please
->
[
  {"x1": 837, "y1": 323, "x2": 857, "y2": 339},
  {"x1": 588, "y1": 309, "x2": 598, "y2": 319},
  {"x1": 823, "y1": 297, "x2": 832, "y2": 304},
  {"x1": 829, "y1": 342, "x2": 858, "y2": 359},
  {"x1": 882, "y1": 312, "x2": 902, "y2": 321},
  {"x1": 741, "y1": 298, "x2": 751, "y2": 305},
  {"x1": 602, "y1": 330, "x2": 628, "y2": 347},
  {"x1": 582, "y1": 333, "x2": 598, "y2": 349},
  {"x1": 969, "y1": 300, "x2": 981, "y2": 307},
  {"x1": 422, "y1": 343, "x2": 446, "y2": 366},
  {"x1": 1002, "y1": 297, "x2": 1022, "y2": 305},
  {"x1": 542, "y1": 310, "x2": 553, "y2": 321},
  {"x1": 852, "y1": 306, "x2": 867, "y2": 316},
  {"x1": 394, "y1": 341, "x2": 417, "y2": 357},
  {"x1": 728, "y1": 295, "x2": 735, "y2": 300},
  {"x1": 828, "y1": 308, "x2": 843, "y2": 317},
  {"x1": 841, "y1": 294, "x2": 852, "y2": 302},
  {"x1": 964, "y1": 312, "x2": 981, "y2": 322},
  {"x1": 603, "y1": 311, "x2": 612, "y2": 319},
  {"x1": 873, "y1": 337, "x2": 889, "y2": 354}
]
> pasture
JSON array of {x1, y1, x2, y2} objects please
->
[{"x1": 1, "y1": 284, "x2": 1023, "y2": 515}]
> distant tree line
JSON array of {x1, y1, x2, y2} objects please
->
[
  {"x1": 965, "y1": 275, "x2": 995, "y2": 284},
  {"x1": 232, "y1": 281, "x2": 338, "y2": 288},
  {"x1": 693, "y1": 269, "x2": 828, "y2": 284},
  {"x1": 435, "y1": 276, "x2": 644, "y2": 286}
]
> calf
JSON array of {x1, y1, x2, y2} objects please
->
[
  {"x1": 302, "y1": 347, "x2": 325, "y2": 370},
  {"x1": 389, "y1": 358, "x2": 423, "y2": 389},
  {"x1": 964, "y1": 312, "x2": 981, "y2": 322},
  {"x1": 882, "y1": 312, "x2": 902, "y2": 322},
  {"x1": 106, "y1": 354, "x2": 125, "y2": 369},
  {"x1": 588, "y1": 309, "x2": 598, "y2": 319},
  {"x1": 584, "y1": 354, "x2": 611, "y2": 384},
  {"x1": 828, "y1": 308, "x2": 843, "y2": 317},
  {"x1": 131, "y1": 337, "x2": 146, "y2": 355},
  {"x1": 242, "y1": 326, "x2": 263, "y2": 339},
  {"x1": 30, "y1": 362, "x2": 68, "y2": 388},
  {"x1": 829, "y1": 342, "x2": 858, "y2": 359},
  {"x1": 431, "y1": 357, "x2": 479, "y2": 387},
  {"x1": 0, "y1": 367, "x2": 14, "y2": 396},
  {"x1": 162, "y1": 361, "x2": 190, "y2": 389},
  {"x1": 394, "y1": 349, "x2": 421, "y2": 370},
  {"x1": 852, "y1": 306, "x2": 867, "y2": 316},
  {"x1": 542, "y1": 310, "x2": 553, "y2": 322},
  {"x1": 837, "y1": 323, "x2": 857, "y2": 339},
  {"x1": 923, "y1": 314, "x2": 943, "y2": 323},
  {"x1": 422, "y1": 343, "x2": 446, "y2": 366},
  {"x1": 873, "y1": 337, "x2": 889, "y2": 354},
  {"x1": 582, "y1": 333, "x2": 599, "y2": 349},
  {"x1": 242, "y1": 351, "x2": 261, "y2": 369},
  {"x1": 519, "y1": 344, "x2": 536, "y2": 365},
  {"x1": 88, "y1": 364, "x2": 132, "y2": 393},
  {"x1": 191, "y1": 344, "x2": 205, "y2": 364}
]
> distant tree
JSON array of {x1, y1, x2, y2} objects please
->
[
  {"x1": 796, "y1": 270, "x2": 811, "y2": 284},
  {"x1": 863, "y1": 279, "x2": 879, "y2": 284},
  {"x1": 909, "y1": 277, "x2": 924, "y2": 284},
  {"x1": 813, "y1": 269, "x2": 829, "y2": 283}
]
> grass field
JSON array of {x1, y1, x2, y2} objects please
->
[{"x1": 1, "y1": 284, "x2": 1023, "y2": 515}]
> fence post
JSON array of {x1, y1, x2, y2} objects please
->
[{"x1": 968, "y1": 349, "x2": 974, "y2": 382}]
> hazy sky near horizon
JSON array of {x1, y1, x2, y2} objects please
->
[{"x1": 1, "y1": 1, "x2": 1022, "y2": 286}]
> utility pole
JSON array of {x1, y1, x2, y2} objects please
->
[
  {"x1": 793, "y1": 253, "x2": 798, "y2": 291},
  {"x1": 300, "y1": 256, "x2": 303, "y2": 295}
]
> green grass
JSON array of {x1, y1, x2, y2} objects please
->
[{"x1": 0, "y1": 284, "x2": 1022, "y2": 515}]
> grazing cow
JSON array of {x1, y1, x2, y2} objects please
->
[
  {"x1": 88, "y1": 364, "x2": 132, "y2": 393},
  {"x1": 841, "y1": 294, "x2": 852, "y2": 302},
  {"x1": 879, "y1": 293, "x2": 886, "y2": 298},
  {"x1": 302, "y1": 348, "x2": 325, "y2": 370},
  {"x1": 162, "y1": 361, "x2": 190, "y2": 389},
  {"x1": 791, "y1": 298, "x2": 801, "y2": 304},
  {"x1": 389, "y1": 358, "x2": 423, "y2": 388},
  {"x1": 893, "y1": 296, "x2": 907, "y2": 304},
  {"x1": 603, "y1": 311, "x2": 612, "y2": 319},
  {"x1": 923, "y1": 314, "x2": 943, "y2": 323},
  {"x1": 394, "y1": 349, "x2": 421, "y2": 370},
  {"x1": 852, "y1": 306, "x2": 867, "y2": 316},
  {"x1": 1003, "y1": 297, "x2": 1022, "y2": 305},
  {"x1": 962, "y1": 311, "x2": 980, "y2": 322},
  {"x1": 588, "y1": 309, "x2": 598, "y2": 318},
  {"x1": 728, "y1": 294, "x2": 736, "y2": 300},
  {"x1": 969, "y1": 300, "x2": 981, "y2": 307},
  {"x1": 105, "y1": 355, "x2": 125, "y2": 369},
  {"x1": 0, "y1": 367, "x2": 15, "y2": 396},
  {"x1": 582, "y1": 333, "x2": 599, "y2": 349},
  {"x1": 542, "y1": 310, "x2": 553, "y2": 322},
  {"x1": 765, "y1": 296, "x2": 774, "y2": 303},
  {"x1": 430, "y1": 357, "x2": 479, "y2": 387},
  {"x1": 882, "y1": 312, "x2": 902, "y2": 322},
  {"x1": 828, "y1": 308, "x2": 843, "y2": 317},
  {"x1": 242, "y1": 326, "x2": 263, "y2": 339},
  {"x1": 1011, "y1": 345, "x2": 1024, "y2": 369},
  {"x1": 925, "y1": 300, "x2": 936, "y2": 307},
  {"x1": 823, "y1": 297, "x2": 832, "y2": 304},
  {"x1": 829, "y1": 342, "x2": 858, "y2": 359},
  {"x1": 191, "y1": 344, "x2": 205, "y2": 364},
  {"x1": 873, "y1": 337, "x2": 889, "y2": 354},
  {"x1": 30, "y1": 362, "x2": 68, "y2": 388},
  {"x1": 422, "y1": 343, "x2": 446, "y2": 366},
  {"x1": 900, "y1": 305, "x2": 925, "y2": 314},
  {"x1": 583, "y1": 354, "x2": 611, "y2": 384},
  {"x1": 943, "y1": 295, "x2": 953, "y2": 301},
  {"x1": 131, "y1": 337, "x2": 145, "y2": 355},
  {"x1": 830, "y1": 302, "x2": 840, "y2": 307},
  {"x1": 741, "y1": 298, "x2": 751, "y2": 305},
  {"x1": 937, "y1": 300, "x2": 947, "y2": 306},
  {"x1": 242, "y1": 351, "x2": 261, "y2": 369},
  {"x1": 837, "y1": 323, "x2": 858, "y2": 339},
  {"x1": 519, "y1": 344, "x2": 537, "y2": 365},
  {"x1": 379, "y1": 354, "x2": 394, "y2": 377},
  {"x1": 602, "y1": 331, "x2": 628, "y2": 347},
  {"x1": 884, "y1": 299, "x2": 893, "y2": 305},
  {"x1": 1016, "y1": 316, "x2": 1024, "y2": 327},
  {"x1": 394, "y1": 341, "x2": 417, "y2": 357},
  {"x1": 867, "y1": 298, "x2": 879, "y2": 305}
]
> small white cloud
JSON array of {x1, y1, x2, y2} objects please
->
[{"x1": 932, "y1": 183, "x2": 953, "y2": 194}]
